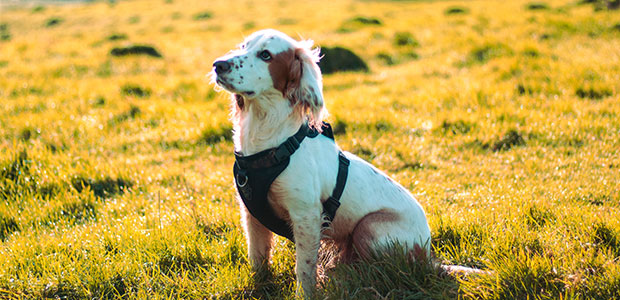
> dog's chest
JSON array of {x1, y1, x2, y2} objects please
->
[{"x1": 266, "y1": 183, "x2": 291, "y2": 220}]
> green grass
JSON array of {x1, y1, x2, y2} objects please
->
[{"x1": 1, "y1": 0, "x2": 619, "y2": 298}]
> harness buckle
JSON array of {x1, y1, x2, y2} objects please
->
[
  {"x1": 285, "y1": 136, "x2": 300, "y2": 152},
  {"x1": 274, "y1": 136, "x2": 301, "y2": 163},
  {"x1": 338, "y1": 152, "x2": 350, "y2": 166},
  {"x1": 323, "y1": 196, "x2": 341, "y2": 223}
]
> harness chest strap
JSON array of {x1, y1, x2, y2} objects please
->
[
  {"x1": 322, "y1": 151, "x2": 349, "y2": 226},
  {"x1": 233, "y1": 122, "x2": 349, "y2": 242}
]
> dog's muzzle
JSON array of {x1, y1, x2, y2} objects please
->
[{"x1": 213, "y1": 60, "x2": 231, "y2": 75}]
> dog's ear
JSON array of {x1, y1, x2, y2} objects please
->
[{"x1": 286, "y1": 43, "x2": 325, "y2": 130}]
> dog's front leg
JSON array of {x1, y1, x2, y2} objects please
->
[
  {"x1": 290, "y1": 209, "x2": 321, "y2": 298},
  {"x1": 239, "y1": 203, "x2": 273, "y2": 269}
]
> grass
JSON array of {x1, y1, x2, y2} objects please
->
[{"x1": 0, "y1": 0, "x2": 619, "y2": 298}]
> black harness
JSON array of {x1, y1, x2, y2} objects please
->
[{"x1": 233, "y1": 122, "x2": 350, "y2": 242}]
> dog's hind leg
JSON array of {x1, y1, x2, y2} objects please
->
[{"x1": 350, "y1": 209, "x2": 431, "y2": 259}]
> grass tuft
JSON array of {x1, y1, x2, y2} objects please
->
[
  {"x1": 193, "y1": 11, "x2": 213, "y2": 20},
  {"x1": 44, "y1": 17, "x2": 63, "y2": 28},
  {"x1": 158, "y1": 245, "x2": 213, "y2": 275},
  {"x1": 593, "y1": 223, "x2": 620, "y2": 256},
  {"x1": 338, "y1": 16, "x2": 383, "y2": 33},
  {"x1": 393, "y1": 31, "x2": 419, "y2": 47},
  {"x1": 376, "y1": 52, "x2": 397, "y2": 66},
  {"x1": 492, "y1": 129, "x2": 526, "y2": 151},
  {"x1": 0, "y1": 212, "x2": 19, "y2": 241},
  {"x1": 438, "y1": 120, "x2": 473, "y2": 135},
  {"x1": 18, "y1": 127, "x2": 40, "y2": 141},
  {"x1": 0, "y1": 149, "x2": 29, "y2": 183},
  {"x1": 195, "y1": 218, "x2": 232, "y2": 241},
  {"x1": 575, "y1": 85, "x2": 613, "y2": 100},
  {"x1": 43, "y1": 196, "x2": 98, "y2": 225},
  {"x1": 0, "y1": 23, "x2": 10, "y2": 41},
  {"x1": 121, "y1": 84, "x2": 151, "y2": 98},
  {"x1": 110, "y1": 45, "x2": 162, "y2": 58},
  {"x1": 465, "y1": 253, "x2": 566, "y2": 299},
  {"x1": 70, "y1": 175, "x2": 133, "y2": 199},
  {"x1": 318, "y1": 47, "x2": 369, "y2": 74},
  {"x1": 526, "y1": 2, "x2": 550, "y2": 10},
  {"x1": 332, "y1": 119, "x2": 347, "y2": 135},
  {"x1": 42, "y1": 281, "x2": 84, "y2": 300},
  {"x1": 31, "y1": 5, "x2": 46, "y2": 13},
  {"x1": 464, "y1": 43, "x2": 513, "y2": 66},
  {"x1": 348, "y1": 16, "x2": 382, "y2": 26},
  {"x1": 109, "y1": 105, "x2": 142, "y2": 126},
  {"x1": 106, "y1": 33, "x2": 127, "y2": 41},
  {"x1": 319, "y1": 244, "x2": 459, "y2": 299},
  {"x1": 445, "y1": 6, "x2": 469, "y2": 15},
  {"x1": 198, "y1": 125, "x2": 233, "y2": 145},
  {"x1": 525, "y1": 205, "x2": 555, "y2": 229}
]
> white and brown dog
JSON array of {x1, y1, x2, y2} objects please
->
[{"x1": 212, "y1": 29, "x2": 431, "y2": 297}]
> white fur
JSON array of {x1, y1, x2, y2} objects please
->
[{"x1": 212, "y1": 29, "x2": 431, "y2": 298}]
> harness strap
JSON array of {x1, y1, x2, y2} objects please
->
[
  {"x1": 274, "y1": 129, "x2": 305, "y2": 163},
  {"x1": 236, "y1": 124, "x2": 310, "y2": 170},
  {"x1": 322, "y1": 152, "x2": 349, "y2": 226},
  {"x1": 234, "y1": 122, "x2": 349, "y2": 241}
]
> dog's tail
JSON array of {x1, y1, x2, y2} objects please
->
[{"x1": 441, "y1": 264, "x2": 491, "y2": 276}]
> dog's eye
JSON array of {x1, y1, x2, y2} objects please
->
[{"x1": 258, "y1": 50, "x2": 272, "y2": 61}]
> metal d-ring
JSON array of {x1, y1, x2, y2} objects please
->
[{"x1": 236, "y1": 173, "x2": 248, "y2": 187}]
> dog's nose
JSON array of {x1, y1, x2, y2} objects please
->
[{"x1": 213, "y1": 60, "x2": 231, "y2": 74}]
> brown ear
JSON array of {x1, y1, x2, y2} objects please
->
[
  {"x1": 288, "y1": 47, "x2": 325, "y2": 130},
  {"x1": 285, "y1": 53, "x2": 303, "y2": 103},
  {"x1": 269, "y1": 49, "x2": 300, "y2": 98}
]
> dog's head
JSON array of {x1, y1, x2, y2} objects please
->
[{"x1": 212, "y1": 29, "x2": 324, "y2": 129}]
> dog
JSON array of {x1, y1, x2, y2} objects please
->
[{"x1": 212, "y1": 29, "x2": 432, "y2": 297}]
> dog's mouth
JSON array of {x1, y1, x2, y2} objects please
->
[
  {"x1": 215, "y1": 77, "x2": 235, "y2": 91},
  {"x1": 216, "y1": 78, "x2": 255, "y2": 97},
  {"x1": 234, "y1": 94, "x2": 245, "y2": 109}
]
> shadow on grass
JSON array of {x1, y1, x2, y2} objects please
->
[
  {"x1": 71, "y1": 175, "x2": 133, "y2": 199},
  {"x1": 317, "y1": 244, "x2": 461, "y2": 299}
]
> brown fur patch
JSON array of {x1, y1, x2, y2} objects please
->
[
  {"x1": 268, "y1": 49, "x2": 302, "y2": 101},
  {"x1": 346, "y1": 209, "x2": 400, "y2": 260}
]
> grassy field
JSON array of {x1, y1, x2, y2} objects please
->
[{"x1": 1, "y1": 0, "x2": 620, "y2": 298}]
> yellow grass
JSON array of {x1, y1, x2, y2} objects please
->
[{"x1": 1, "y1": 0, "x2": 619, "y2": 298}]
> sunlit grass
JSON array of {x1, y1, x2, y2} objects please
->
[{"x1": 1, "y1": 0, "x2": 619, "y2": 298}]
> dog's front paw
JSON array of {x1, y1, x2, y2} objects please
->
[
  {"x1": 295, "y1": 268, "x2": 317, "y2": 299},
  {"x1": 248, "y1": 254, "x2": 270, "y2": 273},
  {"x1": 295, "y1": 282, "x2": 314, "y2": 299}
]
